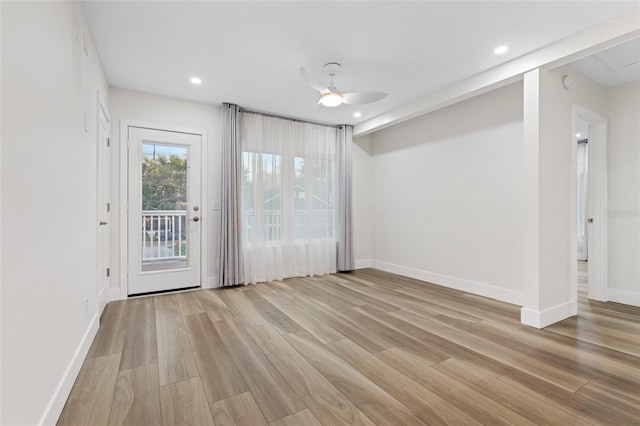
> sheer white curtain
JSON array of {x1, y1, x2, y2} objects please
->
[
  {"x1": 577, "y1": 140, "x2": 589, "y2": 261},
  {"x1": 240, "y1": 112, "x2": 338, "y2": 284}
]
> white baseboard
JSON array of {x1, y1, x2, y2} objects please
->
[
  {"x1": 205, "y1": 276, "x2": 219, "y2": 289},
  {"x1": 110, "y1": 287, "x2": 122, "y2": 301},
  {"x1": 608, "y1": 288, "x2": 640, "y2": 307},
  {"x1": 521, "y1": 300, "x2": 577, "y2": 329},
  {"x1": 40, "y1": 312, "x2": 100, "y2": 425},
  {"x1": 372, "y1": 260, "x2": 523, "y2": 305},
  {"x1": 354, "y1": 259, "x2": 373, "y2": 269}
]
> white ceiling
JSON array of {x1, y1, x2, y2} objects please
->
[
  {"x1": 570, "y1": 37, "x2": 640, "y2": 87},
  {"x1": 83, "y1": 1, "x2": 639, "y2": 126}
]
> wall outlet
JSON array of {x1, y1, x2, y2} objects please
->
[{"x1": 359, "y1": 245, "x2": 366, "y2": 256}]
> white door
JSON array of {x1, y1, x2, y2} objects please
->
[
  {"x1": 97, "y1": 101, "x2": 110, "y2": 315},
  {"x1": 586, "y1": 120, "x2": 608, "y2": 301},
  {"x1": 127, "y1": 127, "x2": 202, "y2": 295}
]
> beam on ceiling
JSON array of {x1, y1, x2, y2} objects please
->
[{"x1": 354, "y1": 8, "x2": 640, "y2": 136}]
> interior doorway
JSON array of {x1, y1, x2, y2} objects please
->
[
  {"x1": 96, "y1": 95, "x2": 111, "y2": 316},
  {"x1": 573, "y1": 106, "x2": 608, "y2": 303}
]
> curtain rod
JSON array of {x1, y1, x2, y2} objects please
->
[{"x1": 238, "y1": 107, "x2": 342, "y2": 129}]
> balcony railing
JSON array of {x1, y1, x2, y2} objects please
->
[
  {"x1": 244, "y1": 209, "x2": 333, "y2": 242},
  {"x1": 142, "y1": 210, "x2": 187, "y2": 263}
]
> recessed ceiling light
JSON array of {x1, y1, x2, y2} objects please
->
[
  {"x1": 190, "y1": 76, "x2": 202, "y2": 85},
  {"x1": 494, "y1": 45, "x2": 509, "y2": 55},
  {"x1": 353, "y1": 112, "x2": 362, "y2": 118},
  {"x1": 576, "y1": 133, "x2": 582, "y2": 138}
]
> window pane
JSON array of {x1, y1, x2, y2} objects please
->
[
  {"x1": 242, "y1": 152, "x2": 282, "y2": 242},
  {"x1": 311, "y1": 158, "x2": 333, "y2": 239},
  {"x1": 295, "y1": 157, "x2": 307, "y2": 239},
  {"x1": 141, "y1": 143, "x2": 188, "y2": 271}
]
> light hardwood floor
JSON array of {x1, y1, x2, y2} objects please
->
[{"x1": 58, "y1": 268, "x2": 640, "y2": 425}]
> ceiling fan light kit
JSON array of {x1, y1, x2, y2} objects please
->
[
  {"x1": 301, "y1": 62, "x2": 388, "y2": 108},
  {"x1": 320, "y1": 92, "x2": 343, "y2": 107}
]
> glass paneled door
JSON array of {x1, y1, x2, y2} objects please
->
[{"x1": 127, "y1": 127, "x2": 202, "y2": 295}]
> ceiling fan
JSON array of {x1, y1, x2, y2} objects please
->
[{"x1": 300, "y1": 62, "x2": 387, "y2": 107}]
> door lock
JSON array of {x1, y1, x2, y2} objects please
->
[{"x1": 190, "y1": 216, "x2": 200, "y2": 222}]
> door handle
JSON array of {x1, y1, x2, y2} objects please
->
[
  {"x1": 190, "y1": 216, "x2": 200, "y2": 222},
  {"x1": 100, "y1": 221, "x2": 108, "y2": 226}
]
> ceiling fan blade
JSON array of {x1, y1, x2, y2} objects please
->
[
  {"x1": 300, "y1": 67, "x2": 328, "y2": 94},
  {"x1": 341, "y1": 91, "x2": 387, "y2": 105}
]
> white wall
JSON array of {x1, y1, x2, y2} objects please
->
[
  {"x1": 364, "y1": 82, "x2": 525, "y2": 304},
  {"x1": 1, "y1": 2, "x2": 109, "y2": 424},
  {"x1": 0, "y1": 3, "x2": 3, "y2": 422},
  {"x1": 352, "y1": 134, "x2": 374, "y2": 268},
  {"x1": 606, "y1": 79, "x2": 640, "y2": 306},
  {"x1": 108, "y1": 87, "x2": 222, "y2": 294}
]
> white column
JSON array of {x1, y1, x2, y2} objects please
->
[{"x1": 521, "y1": 69, "x2": 542, "y2": 327}]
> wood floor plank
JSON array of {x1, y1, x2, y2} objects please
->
[
  {"x1": 269, "y1": 409, "x2": 322, "y2": 426},
  {"x1": 261, "y1": 291, "x2": 345, "y2": 344},
  {"x1": 176, "y1": 291, "x2": 205, "y2": 315},
  {"x1": 433, "y1": 358, "x2": 588, "y2": 425},
  {"x1": 389, "y1": 308, "x2": 588, "y2": 391},
  {"x1": 574, "y1": 380, "x2": 640, "y2": 423},
  {"x1": 159, "y1": 377, "x2": 214, "y2": 426},
  {"x1": 242, "y1": 289, "x2": 301, "y2": 334},
  {"x1": 341, "y1": 273, "x2": 484, "y2": 323},
  {"x1": 154, "y1": 295, "x2": 199, "y2": 386},
  {"x1": 213, "y1": 319, "x2": 306, "y2": 422},
  {"x1": 284, "y1": 330, "x2": 427, "y2": 426},
  {"x1": 216, "y1": 288, "x2": 267, "y2": 327},
  {"x1": 327, "y1": 339, "x2": 484, "y2": 426},
  {"x1": 119, "y1": 300, "x2": 158, "y2": 370},
  {"x1": 339, "y1": 305, "x2": 452, "y2": 365},
  {"x1": 183, "y1": 313, "x2": 247, "y2": 403},
  {"x1": 194, "y1": 289, "x2": 234, "y2": 322},
  {"x1": 432, "y1": 314, "x2": 609, "y2": 386},
  {"x1": 475, "y1": 318, "x2": 640, "y2": 388},
  {"x1": 499, "y1": 368, "x2": 638, "y2": 425},
  {"x1": 311, "y1": 276, "x2": 400, "y2": 312},
  {"x1": 57, "y1": 354, "x2": 120, "y2": 426},
  {"x1": 247, "y1": 324, "x2": 374, "y2": 425},
  {"x1": 545, "y1": 317, "x2": 640, "y2": 355},
  {"x1": 87, "y1": 301, "x2": 127, "y2": 358},
  {"x1": 284, "y1": 277, "x2": 360, "y2": 312},
  {"x1": 60, "y1": 267, "x2": 640, "y2": 425},
  {"x1": 375, "y1": 347, "x2": 537, "y2": 426},
  {"x1": 291, "y1": 295, "x2": 392, "y2": 354},
  {"x1": 108, "y1": 364, "x2": 161, "y2": 426},
  {"x1": 209, "y1": 391, "x2": 268, "y2": 426}
]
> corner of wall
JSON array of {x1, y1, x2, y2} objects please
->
[
  {"x1": 354, "y1": 259, "x2": 373, "y2": 269},
  {"x1": 39, "y1": 313, "x2": 100, "y2": 425},
  {"x1": 520, "y1": 300, "x2": 577, "y2": 329},
  {"x1": 205, "y1": 276, "x2": 219, "y2": 289},
  {"x1": 608, "y1": 289, "x2": 640, "y2": 308}
]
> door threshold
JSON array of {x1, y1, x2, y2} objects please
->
[{"x1": 128, "y1": 285, "x2": 201, "y2": 299}]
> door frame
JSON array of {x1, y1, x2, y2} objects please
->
[
  {"x1": 119, "y1": 120, "x2": 208, "y2": 300},
  {"x1": 572, "y1": 105, "x2": 608, "y2": 302},
  {"x1": 96, "y1": 91, "x2": 111, "y2": 315}
]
